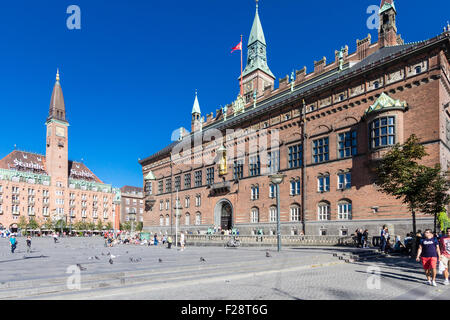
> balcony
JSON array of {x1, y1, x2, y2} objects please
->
[
  {"x1": 12, "y1": 211, "x2": 20, "y2": 216},
  {"x1": 12, "y1": 200, "x2": 20, "y2": 205}
]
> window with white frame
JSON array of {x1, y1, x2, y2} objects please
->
[
  {"x1": 195, "y1": 212, "x2": 201, "y2": 225},
  {"x1": 165, "y1": 215, "x2": 170, "y2": 226},
  {"x1": 251, "y1": 207, "x2": 259, "y2": 223},
  {"x1": 338, "y1": 131, "x2": 357, "y2": 158},
  {"x1": 251, "y1": 185, "x2": 260, "y2": 200},
  {"x1": 313, "y1": 137, "x2": 329, "y2": 163},
  {"x1": 195, "y1": 195, "x2": 201, "y2": 207},
  {"x1": 318, "y1": 202, "x2": 331, "y2": 221},
  {"x1": 268, "y1": 150, "x2": 280, "y2": 174},
  {"x1": 165, "y1": 200, "x2": 170, "y2": 210},
  {"x1": 160, "y1": 215, "x2": 164, "y2": 226},
  {"x1": 290, "y1": 178, "x2": 301, "y2": 195},
  {"x1": 159, "y1": 200, "x2": 163, "y2": 211},
  {"x1": 370, "y1": 116, "x2": 395, "y2": 149},
  {"x1": 317, "y1": 175, "x2": 330, "y2": 192},
  {"x1": 185, "y1": 196, "x2": 190, "y2": 208},
  {"x1": 269, "y1": 184, "x2": 275, "y2": 198},
  {"x1": 338, "y1": 200, "x2": 352, "y2": 220},
  {"x1": 269, "y1": 206, "x2": 277, "y2": 222},
  {"x1": 185, "y1": 213, "x2": 190, "y2": 226},
  {"x1": 337, "y1": 172, "x2": 352, "y2": 190},
  {"x1": 290, "y1": 204, "x2": 300, "y2": 221}
]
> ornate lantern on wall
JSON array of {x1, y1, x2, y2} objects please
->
[{"x1": 218, "y1": 145, "x2": 227, "y2": 176}]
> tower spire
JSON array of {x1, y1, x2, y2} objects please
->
[{"x1": 47, "y1": 69, "x2": 67, "y2": 123}]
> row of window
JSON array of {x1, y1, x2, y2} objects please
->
[
  {"x1": 159, "y1": 212, "x2": 202, "y2": 226},
  {"x1": 159, "y1": 195, "x2": 202, "y2": 211}
]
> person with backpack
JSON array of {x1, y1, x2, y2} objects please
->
[{"x1": 26, "y1": 235, "x2": 32, "y2": 253}]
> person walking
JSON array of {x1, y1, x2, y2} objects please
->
[
  {"x1": 167, "y1": 235, "x2": 173, "y2": 249},
  {"x1": 52, "y1": 232, "x2": 58, "y2": 244},
  {"x1": 26, "y1": 235, "x2": 32, "y2": 253},
  {"x1": 416, "y1": 229, "x2": 441, "y2": 286},
  {"x1": 380, "y1": 225, "x2": 388, "y2": 253},
  {"x1": 9, "y1": 235, "x2": 17, "y2": 254},
  {"x1": 439, "y1": 227, "x2": 450, "y2": 285},
  {"x1": 362, "y1": 229, "x2": 369, "y2": 248},
  {"x1": 180, "y1": 231, "x2": 185, "y2": 251}
]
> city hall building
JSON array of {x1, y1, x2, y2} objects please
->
[
  {"x1": 0, "y1": 71, "x2": 121, "y2": 231},
  {"x1": 139, "y1": 0, "x2": 450, "y2": 236}
]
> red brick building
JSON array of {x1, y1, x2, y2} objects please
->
[
  {"x1": 0, "y1": 71, "x2": 121, "y2": 232},
  {"x1": 139, "y1": 1, "x2": 450, "y2": 236}
]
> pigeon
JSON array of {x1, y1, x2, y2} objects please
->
[
  {"x1": 101, "y1": 252, "x2": 105, "y2": 256},
  {"x1": 200, "y1": 257, "x2": 206, "y2": 262},
  {"x1": 266, "y1": 251, "x2": 271, "y2": 258},
  {"x1": 77, "y1": 264, "x2": 87, "y2": 271},
  {"x1": 110, "y1": 254, "x2": 117, "y2": 259},
  {"x1": 95, "y1": 256, "x2": 100, "y2": 260},
  {"x1": 158, "y1": 258, "x2": 163, "y2": 263},
  {"x1": 109, "y1": 258, "x2": 114, "y2": 265},
  {"x1": 88, "y1": 256, "x2": 95, "y2": 260}
]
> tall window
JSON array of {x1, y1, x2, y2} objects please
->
[
  {"x1": 317, "y1": 175, "x2": 330, "y2": 192},
  {"x1": 194, "y1": 170, "x2": 202, "y2": 187},
  {"x1": 288, "y1": 144, "x2": 302, "y2": 169},
  {"x1": 160, "y1": 215, "x2": 164, "y2": 226},
  {"x1": 313, "y1": 138, "x2": 329, "y2": 163},
  {"x1": 145, "y1": 181, "x2": 152, "y2": 195},
  {"x1": 249, "y1": 155, "x2": 261, "y2": 177},
  {"x1": 338, "y1": 200, "x2": 352, "y2": 220},
  {"x1": 251, "y1": 185, "x2": 260, "y2": 200},
  {"x1": 233, "y1": 160, "x2": 244, "y2": 180},
  {"x1": 338, "y1": 172, "x2": 352, "y2": 190},
  {"x1": 195, "y1": 212, "x2": 201, "y2": 225},
  {"x1": 318, "y1": 202, "x2": 331, "y2": 221},
  {"x1": 251, "y1": 207, "x2": 259, "y2": 223},
  {"x1": 268, "y1": 150, "x2": 280, "y2": 173},
  {"x1": 165, "y1": 215, "x2": 170, "y2": 226},
  {"x1": 165, "y1": 200, "x2": 170, "y2": 210},
  {"x1": 165, "y1": 179, "x2": 172, "y2": 193},
  {"x1": 206, "y1": 167, "x2": 215, "y2": 185},
  {"x1": 370, "y1": 116, "x2": 395, "y2": 148},
  {"x1": 290, "y1": 178, "x2": 301, "y2": 195},
  {"x1": 269, "y1": 184, "x2": 275, "y2": 199},
  {"x1": 185, "y1": 196, "x2": 190, "y2": 208},
  {"x1": 269, "y1": 206, "x2": 277, "y2": 222},
  {"x1": 185, "y1": 213, "x2": 190, "y2": 226},
  {"x1": 158, "y1": 181, "x2": 163, "y2": 194},
  {"x1": 290, "y1": 204, "x2": 300, "y2": 221},
  {"x1": 338, "y1": 131, "x2": 357, "y2": 158},
  {"x1": 174, "y1": 176, "x2": 181, "y2": 191},
  {"x1": 195, "y1": 195, "x2": 201, "y2": 207},
  {"x1": 184, "y1": 173, "x2": 191, "y2": 189},
  {"x1": 159, "y1": 201, "x2": 163, "y2": 211}
]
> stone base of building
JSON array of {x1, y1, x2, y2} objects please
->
[{"x1": 143, "y1": 217, "x2": 435, "y2": 237}]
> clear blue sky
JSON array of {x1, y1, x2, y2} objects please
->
[{"x1": 0, "y1": 0, "x2": 448, "y2": 188}]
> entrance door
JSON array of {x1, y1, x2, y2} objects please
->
[{"x1": 221, "y1": 202, "x2": 232, "y2": 230}]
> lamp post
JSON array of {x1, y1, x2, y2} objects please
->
[{"x1": 269, "y1": 173, "x2": 286, "y2": 252}]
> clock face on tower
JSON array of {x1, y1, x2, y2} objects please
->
[{"x1": 56, "y1": 127, "x2": 65, "y2": 138}]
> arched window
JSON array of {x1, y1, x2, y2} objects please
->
[
  {"x1": 338, "y1": 200, "x2": 352, "y2": 220},
  {"x1": 318, "y1": 201, "x2": 331, "y2": 221},
  {"x1": 374, "y1": 81, "x2": 380, "y2": 89},
  {"x1": 195, "y1": 212, "x2": 201, "y2": 226},
  {"x1": 269, "y1": 206, "x2": 277, "y2": 223},
  {"x1": 165, "y1": 215, "x2": 170, "y2": 226},
  {"x1": 185, "y1": 213, "x2": 190, "y2": 226},
  {"x1": 290, "y1": 204, "x2": 300, "y2": 221},
  {"x1": 251, "y1": 207, "x2": 259, "y2": 223},
  {"x1": 290, "y1": 178, "x2": 301, "y2": 195},
  {"x1": 415, "y1": 66, "x2": 422, "y2": 74},
  {"x1": 159, "y1": 215, "x2": 164, "y2": 226}
]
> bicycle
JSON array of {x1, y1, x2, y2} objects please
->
[{"x1": 225, "y1": 237, "x2": 241, "y2": 248}]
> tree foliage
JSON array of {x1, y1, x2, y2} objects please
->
[{"x1": 375, "y1": 135, "x2": 448, "y2": 233}]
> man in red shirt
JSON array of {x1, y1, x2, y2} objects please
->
[{"x1": 439, "y1": 228, "x2": 450, "y2": 286}]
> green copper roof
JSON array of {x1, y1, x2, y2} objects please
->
[
  {"x1": 248, "y1": 5, "x2": 266, "y2": 46},
  {"x1": 192, "y1": 91, "x2": 201, "y2": 114},
  {"x1": 380, "y1": 1, "x2": 396, "y2": 14},
  {"x1": 365, "y1": 92, "x2": 407, "y2": 115}
]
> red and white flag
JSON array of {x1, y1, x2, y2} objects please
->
[{"x1": 231, "y1": 41, "x2": 242, "y2": 53}]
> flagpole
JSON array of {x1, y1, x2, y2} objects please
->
[{"x1": 240, "y1": 35, "x2": 243, "y2": 96}]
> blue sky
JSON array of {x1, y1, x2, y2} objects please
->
[{"x1": 0, "y1": 0, "x2": 448, "y2": 188}]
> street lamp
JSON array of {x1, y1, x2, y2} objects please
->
[{"x1": 269, "y1": 173, "x2": 286, "y2": 252}]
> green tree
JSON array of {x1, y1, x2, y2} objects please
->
[
  {"x1": 87, "y1": 221, "x2": 95, "y2": 231},
  {"x1": 43, "y1": 220, "x2": 55, "y2": 231},
  {"x1": 17, "y1": 216, "x2": 28, "y2": 231},
  {"x1": 120, "y1": 221, "x2": 131, "y2": 231},
  {"x1": 417, "y1": 166, "x2": 450, "y2": 231},
  {"x1": 96, "y1": 219, "x2": 103, "y2": 231},
  {"x1": 136, "y1": 222, "x2": 143, "y2": 232},
  {"x1": 105, "y1": 222, "x2": 113, "y2": 230},
  {"x1": 27, "y1": 218, "x2": 40, "y2": 230},
  {"x1": 375, "y1": 135, "x2": 435, "y2": 234}
]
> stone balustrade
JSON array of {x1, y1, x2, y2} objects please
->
[{"x1": 184, "y1": 234, "x2": 356, "y2": 247}]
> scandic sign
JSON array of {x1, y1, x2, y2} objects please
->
[{"x1": 13, "y1": 159, "x2": 45, "y2": 171}]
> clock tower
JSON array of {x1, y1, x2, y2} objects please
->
[
  {"x1": 241, "y1": 0, "x2": 275, "y2": 101},
  {"x1": 45, "y1": 70, "x2": 69, "y2": 187}
]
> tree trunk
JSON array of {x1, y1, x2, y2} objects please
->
[
  {"x1": 412, "y1": 209, "x2": 417, "y2": 235},
  {"x1": 434, "y1": 212, "x2": 437, "y2": 232}
]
